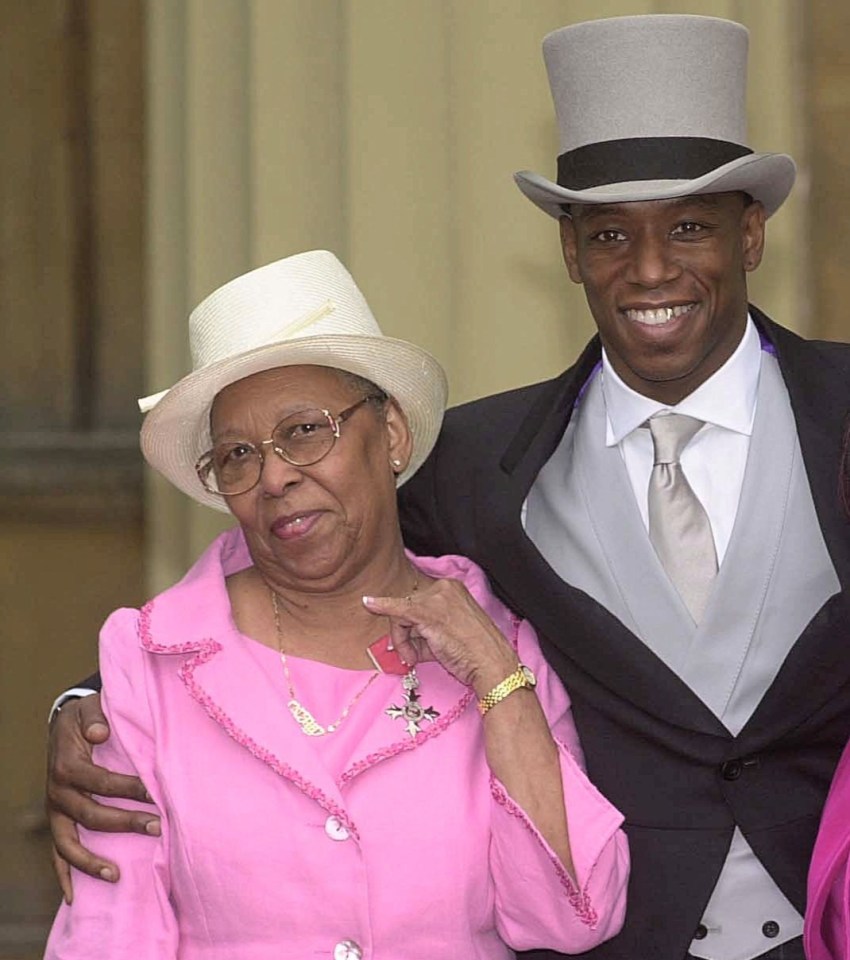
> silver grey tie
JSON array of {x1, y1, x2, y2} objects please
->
[{"x1": 647, "y1": 413, "x2": 718, "y2": 622}]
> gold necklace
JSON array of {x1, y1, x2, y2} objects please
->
[{"x1": 270, "y1": 588, "x2": 380, "y2": 736}]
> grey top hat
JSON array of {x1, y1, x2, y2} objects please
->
[{"x1": 514, "y1": 15, "x2": 796, "y2": 218}]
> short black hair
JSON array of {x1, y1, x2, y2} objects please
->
[{"x1": 560, "y1": 190, "x2": 755, "y2": 219}]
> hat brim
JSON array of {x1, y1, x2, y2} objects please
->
[
  {"x1": 140, "y1": 334, "x2": 448, "y2": 512},
  {"x1": 514, "y1": 152, "x2": 796, "y2": 219}
]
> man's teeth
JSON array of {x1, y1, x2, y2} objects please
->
[{"x1": 625, "y1": 304, "x2": 693, "y2": 326}]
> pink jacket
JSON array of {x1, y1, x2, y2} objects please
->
[
  {"x1": 806, "y1": 737, "x2": 850, "y2": 960},
  {"x1": 46, "y1": 528, "x2": 628, "y2": 959}
]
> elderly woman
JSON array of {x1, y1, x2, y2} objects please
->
[
  {"x1": 806, "y1": 741, "x2": 850, "y2": 960},
  {"x1": 804, "y1": 433, "x2": 850, "y2": 960},
  {"x1": 44, "y1": 251, "x2": 628, "y2": 960}
]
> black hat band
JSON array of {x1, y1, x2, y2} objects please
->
[{"x1": 557, "y1": 137, "x2": 753, "y2": 191}]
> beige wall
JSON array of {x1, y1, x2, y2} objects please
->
[
  {"x1": 144, "y1": 0, "x2": 815, "y2": 589},
  {"x1": 1, "y1": 3, "x2": 146, "y2": 954},
  {"x1": 808, "y1": 1, "x2": 850, "y2": 343}
]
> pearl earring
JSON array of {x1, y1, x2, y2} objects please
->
[{"x1": 392, "y1": 459, "x2": 402, "y2": 470}]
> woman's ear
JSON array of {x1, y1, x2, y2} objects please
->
[{"x1": 384, "y1": 398, "x2": 413, "y2": 476}]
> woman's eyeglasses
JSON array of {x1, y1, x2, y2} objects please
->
[{"x1": 196, "y1": 393, "x2": 386, "y2": 496}]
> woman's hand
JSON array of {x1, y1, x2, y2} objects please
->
[
  {"x1": 46, "y1": 694, "x2": 160, "y2": 902},
  {"x1": 362, "y1": 578, "x2": 518, "y2": 695},
  {"x1": 365, "y1": 577, "x2": 574, "y2": 876}
]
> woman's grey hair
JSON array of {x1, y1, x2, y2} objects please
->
[{"x1": 336, "y1": 369, "x2": 388, "y2": 402}]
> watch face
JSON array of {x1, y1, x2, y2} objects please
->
[{"x1": 520, "y1": 665, "x2": 537, "y2": 687}]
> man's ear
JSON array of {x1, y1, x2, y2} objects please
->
[
  {"x1": 385, "y1": 398, "x2": 413, "y2": 477},
  {"x1": 741, "y1": 199, "x2": 766, "y2": 273},
  {"x1": 559, "y1": 215, "x2": 583, "y2": 284}
]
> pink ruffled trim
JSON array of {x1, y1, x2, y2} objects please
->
[
  {"x1": 138, "y1": 601, "x2": 360, "y2": 840},
  {"x1": 490, "y1": 776, "x2": 598, "y2": 930},
  {"x1": 339, "y1": 691, "x2": 475, "y2": 786}
]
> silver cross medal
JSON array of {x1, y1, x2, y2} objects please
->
[{"x1": 386, "y1": 670, "x2": 439, "y2": 736}]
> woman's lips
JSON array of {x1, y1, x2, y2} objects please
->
[{"x1": 271, "y1": 511, "x2": 323, "y2": 540}]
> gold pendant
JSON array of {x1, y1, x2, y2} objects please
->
[{"x1": 288, "y1": 699, "x2": 326, "y2": 736}]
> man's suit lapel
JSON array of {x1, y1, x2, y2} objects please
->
[
  {"x1": 738, "y1": 311, "x2": 850, "y2": 743},
  {"x1": 478, "y1": 309, "x2": 850, "y2": 740},
  {"x1": 476, "y1": 338, "x2": 728, "y2": 737},
  {"x1": 761, "y1": 312, "x2": 850, "y2": 584}
]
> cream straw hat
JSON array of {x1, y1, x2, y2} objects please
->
[{"x1": 139, "y1": 251, "x2": 448, "y2": 512}]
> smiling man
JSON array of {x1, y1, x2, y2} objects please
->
[
  {"x1": 400, "y1": 14, "x2": 850, "y2": 960},
  {"x1": 560, "y1": 194, "x2": 764, "y2": 406}
]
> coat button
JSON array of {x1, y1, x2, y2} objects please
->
[
  {"x1": 324, "y1": 816, "x2": 350, "y2": 841},
  {"x1": 720, "y1": 759, "x2": 742, "y2": 780},
  {"x1": 694, "y1": 923, "x2": 708, "y2": 940},
  {"x1": 333, "y1": 940, "x2": 363, "y2": 959},
  {"x1": 762, "y1": 920, "x2": 780, "y2": 938}
]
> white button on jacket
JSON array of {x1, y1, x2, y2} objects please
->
[
  {"x1": 324, "y1": 816, "x2": 350, "y2": 842},
  {"x1": 333, "y1": 939, "x2": 362, "y2": 960}
]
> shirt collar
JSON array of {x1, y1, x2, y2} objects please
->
[{"x1": 602, "y1": 315, "x2": 761, "y2": 447}]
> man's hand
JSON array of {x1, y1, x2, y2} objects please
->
[{"x1": 46, "y1": 694, "x2": 161, "y2": 903}]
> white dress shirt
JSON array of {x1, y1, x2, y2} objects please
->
[
  {"x1": 602, "y1": 316, "x2": 760, "y2": 563},
  {"x1": 601, "y1": 317, "x2": 803, "y2": 960}
]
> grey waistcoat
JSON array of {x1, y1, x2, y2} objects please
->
[{"x1": 525, "y1": 353, "x2": 839, "y2": 960}]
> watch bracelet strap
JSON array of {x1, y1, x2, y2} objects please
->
[{"x1": 478, "y1": 667, "x2": 528, "y2": 716}]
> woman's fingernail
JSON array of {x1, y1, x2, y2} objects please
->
[
  {"x1": 99, "y1": 867, "x2": 116, "y2": 882},
  {"x1": 145, "y1": 820, "x2": 162, "y2": 836},
  {"x1": 362, "y1": 596, "x2": 374, "y2": 605}
]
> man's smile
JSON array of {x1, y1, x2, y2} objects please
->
[{"x1": 623, "y1": 303, "x2": 697, "y2": 327}]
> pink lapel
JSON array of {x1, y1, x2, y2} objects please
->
[
  {"x1": 136, "y1": 533, "x2": 503, "y2": 835},
  {"x1": 139, "y1": 530, "x2": 360, "y2": 830},
  {"x1": 338, "y1": 552, "x2": 519, "y2": 784}
]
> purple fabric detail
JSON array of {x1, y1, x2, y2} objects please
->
[
  {"x1": 759, "y1": 329, "x2": 777, "y2": 355},
  {"x1": 576, "y1": 361, "x2": 602, "y2": 405}
]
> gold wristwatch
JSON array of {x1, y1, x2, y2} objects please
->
[{"x1": 478, "y1": 664, "x2": 537, "y2": 716}]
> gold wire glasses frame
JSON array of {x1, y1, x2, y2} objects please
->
[{"x1": 196, "y1": 393, "x2": 387, "y2": 496}]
